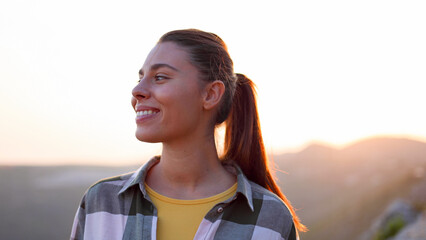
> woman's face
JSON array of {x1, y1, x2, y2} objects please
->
[{"x1": 131, "y1": 42, "x2": 207, "y2": 143}]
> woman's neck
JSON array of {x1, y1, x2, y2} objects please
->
[{"x1": 145, "y1": 135, "x2": 236, "y2": 199}]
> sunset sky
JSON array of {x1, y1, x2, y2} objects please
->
[{"x1": 1, "y1": 0, "x2": 425, "y2": 165}]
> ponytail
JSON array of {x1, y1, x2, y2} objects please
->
[{"x1": 223, "y1": 73, "x2": 307, "y2": 233}]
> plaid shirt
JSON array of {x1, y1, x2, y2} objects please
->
[{"x1": 71, "y1": 157, "x2": 297, "y2": 240}]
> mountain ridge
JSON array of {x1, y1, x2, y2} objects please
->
[{"x1": 273, "y1": 136, "x2": 426, "y2": 240}]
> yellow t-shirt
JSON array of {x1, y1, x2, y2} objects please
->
[{"x1": 145, "y1": 183, "x2": 237, "y2": 240}]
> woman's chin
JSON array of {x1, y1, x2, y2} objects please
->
[{"x1": 135, "y1": 131, "x2": 160, "y2": 143}]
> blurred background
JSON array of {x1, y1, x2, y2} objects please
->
[{"x1": 1, "y1": 0, "x2": 425, "y2": 239}]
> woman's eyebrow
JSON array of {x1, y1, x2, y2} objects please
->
[{"x1": 139, "y1": 63, "x2": 180, "y2": 76}]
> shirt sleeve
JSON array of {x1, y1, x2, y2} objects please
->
[{"x1": 70, "y1": 195, "x2": 86, "y2": 240}]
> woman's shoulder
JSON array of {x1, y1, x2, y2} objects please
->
[
  {"x1": 81, "y1": 159, "x2": 157, "y2": 205},
  {"x1": 224, "y1": 161, "x2": 293, "y2": 220},
  {"x1": 225, "y1": 179, "x2": 296, "y2": 239},
  {"x1": 84, "y1": 170, "x2": 137, "y2": 200},
  {"x1": 247, "y1": 180, "x2": 293, "y2": 219}
]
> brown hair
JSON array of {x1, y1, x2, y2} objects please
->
[{"x1": 159, "y1": 29, "x2": 306, "y2": 232}]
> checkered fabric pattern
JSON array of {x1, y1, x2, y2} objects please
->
[{"x1": 70, "y1": 156, "x2": 297, "y2": 240}]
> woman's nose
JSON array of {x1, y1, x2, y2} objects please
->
[{"x1": 132, "y1": 79, "x2": 151, "y2": 100}]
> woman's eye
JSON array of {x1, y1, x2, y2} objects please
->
[{"x1": 155, "y1": 75, "x2": 168, "y2": 81}]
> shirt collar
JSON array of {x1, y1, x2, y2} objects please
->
[
  {"x1": 118, "y1": 156, "x2": 254, "y2": 211},
  {"x1": 118, "y1": 156, "x2": 160, "y2": 196},
  {"x1": 222, "y1": 160, "x2": 254, "y2": 211}
]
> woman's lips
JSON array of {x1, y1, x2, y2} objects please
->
[{"x1": 135, "y1": 108, "x2": 160, "y2": 123}]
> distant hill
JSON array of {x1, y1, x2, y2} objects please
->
[
  {"x1": 0, "y1": 137, "x2": 425, "y2": 240},
  {"x1": 274, "y1": 137, "x2": 426, "y2": 240}
]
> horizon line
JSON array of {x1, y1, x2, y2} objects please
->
[{"x1": 1, "y1": 134, "x2": 425, "y2": 167}]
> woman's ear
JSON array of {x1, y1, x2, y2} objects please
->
[{"x1": 202, "y1": 80, "x2": 225, "y2": 110}]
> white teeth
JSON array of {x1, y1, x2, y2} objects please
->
[{"x1": 136, "y1": 110, "x2": 158, "y2": 117}]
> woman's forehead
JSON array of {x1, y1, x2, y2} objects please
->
[{"x1": 140, "y1": 42, "x2": 192, "y2": 73}]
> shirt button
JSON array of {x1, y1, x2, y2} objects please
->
[{"x1": 217, "y1": 207, "x2": 224, "y2": 213}]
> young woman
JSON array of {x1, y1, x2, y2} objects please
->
[{"x1": 71, "y1": 29, "x2": 306, "y2": 240}]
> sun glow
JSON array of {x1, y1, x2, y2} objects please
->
[{"x1": 1, "y1": 0, "x2": 425, "y2": 165}]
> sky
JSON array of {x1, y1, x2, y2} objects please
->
[{"x1": 1, "y1": 0, "x2": 425, "y2": 165}]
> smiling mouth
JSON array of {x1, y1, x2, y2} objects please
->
[{"x1": 136, "y1": 110, "x2": 159, "y2": 117}]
